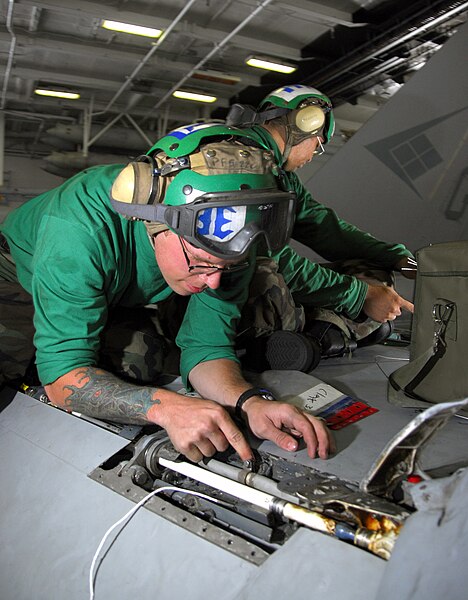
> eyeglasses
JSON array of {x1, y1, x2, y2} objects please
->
[
  {"x1": 178, "y1": 237, "x2": 250, "y2": 274},
  {"x1": 314, "y1": 137, "x2": 325, "y2": 156}
]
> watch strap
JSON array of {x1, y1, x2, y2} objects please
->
[{"x1": 235, "y1": 387, "x2": 276, "y2": 420}]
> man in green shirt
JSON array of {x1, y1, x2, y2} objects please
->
[
  {"x1": 226, "y1": 84, "x2": 415, "y2": 368},
  {"x1": 0, "y1": 124, "x2": 334, "y2": 463}
]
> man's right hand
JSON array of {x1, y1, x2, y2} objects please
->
[
  {"x1": 363, "y1": 284, "x2": 414, "y2": 322},
  {"x1": 46, "y1": 366, "x2": 252, "y2": 464},
  {"x1": 150, "y1": 394, "x2": 253, "y2": 463}
]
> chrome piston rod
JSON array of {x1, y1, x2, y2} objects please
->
[{"x1": 157, "y1": 456, "x2": 396, "y2": 559}]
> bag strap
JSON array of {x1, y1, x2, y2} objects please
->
[
  {"x1": 389, "y1": 342, "x2": 446, "y2": 401},
  {"x1": 389, "y1": 299, "x2": 455, "y2": 401}
]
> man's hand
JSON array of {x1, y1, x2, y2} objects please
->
[
  {"x1": 240, "y1": 397, "x2": 335, "y2": 459},
  {"x1": 363, "y1": 284, "x2": 414, "y2": 322},
  {"x1": 189, "y1": 358, "x2": 335, "y2": 460},
  {"x1": 153, "y1": 394, "x2": 252, "y2": 463},
  {"x1": 46, "y1": 366, "x2": 252, "y2": 464}
]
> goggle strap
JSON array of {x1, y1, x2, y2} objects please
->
[
  {"x1": 110, "y1": 198, "x2": 168, "y2": 224},
  {"x1": 226, "y1": 104, "x2": 290, "y2": 127},
  {"x1": 254, "y1": 106, "x2": 291, "y2": 124}
]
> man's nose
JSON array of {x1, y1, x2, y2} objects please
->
[{"x1": 200, "y1": 271, "x2": 222, "y2": 289}]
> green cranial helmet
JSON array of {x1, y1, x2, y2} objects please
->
[
  {"x1": 110, "y1": 122, "x2": 297, "y2": 259},
  {"x1": 258, "y1": 84, "x2": 335, "y2": 145}
]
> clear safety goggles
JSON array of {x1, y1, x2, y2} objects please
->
[{"x1": 163, "y1": 189, "x2": 297, "y2": 259}]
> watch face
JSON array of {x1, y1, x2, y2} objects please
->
[{"x1": 258, "y1": 388, "x2": 275, "y2": 401}]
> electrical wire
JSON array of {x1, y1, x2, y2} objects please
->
[
  {"x1": 374, "y1": 355, "x2": 409, "y2": 379},
  {"x1": 88, "y1": 485, "x2": 227, "y2": 600},
  {"x1": 374, "y1": 355, "x2": 410, "y2": 361}
]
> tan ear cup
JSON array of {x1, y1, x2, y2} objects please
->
[
  {"x1": 111, "y1": 161, "x2": 153, "y2": 204},
  {"x1": 294, "y1": 105, "x2": 325, "y2": 133}
]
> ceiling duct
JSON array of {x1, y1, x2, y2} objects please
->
[
  {"x1": 302, "y1": 0, "x2": 468, "y2": 101},
  {"x1": 42, "y1": 150, "x2": 127, "y2": 178},
  {"x1": 46, "y1": 123, "x2": 156, "y2": 153}
]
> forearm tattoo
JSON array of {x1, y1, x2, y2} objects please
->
[{"x1": 63, "y1": 367, "x2": 161, "y2": 424}]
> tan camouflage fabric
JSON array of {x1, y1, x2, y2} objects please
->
[
  {"x1": 238, "y1": 257, "x2": 305, "y2": 338},
  {"x1": 99, "y1": 295, "x2": 191, "y2": 383}
]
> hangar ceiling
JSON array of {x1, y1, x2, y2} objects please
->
[{"x1": 0, "y1": 0, "x2": 466, "y2": 176}]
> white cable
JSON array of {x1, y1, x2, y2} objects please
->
[
  {"x1": 89, "y1": 485, "x2": 227, "y2": 600},
  {"x1": 374, "y1": 355, "x2": 410, "y2": 361}
]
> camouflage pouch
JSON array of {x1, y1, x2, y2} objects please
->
[{"x1": 238, "y1": 257, "x2": 305, "y2": 338}]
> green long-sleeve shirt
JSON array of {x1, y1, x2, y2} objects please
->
[{"x1": 248, "y1": 126, "x2": 413, "y2": 318}]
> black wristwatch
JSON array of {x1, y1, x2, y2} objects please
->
[{"x1": 235, "y1": 387, "x2": 276, "y2": 420}]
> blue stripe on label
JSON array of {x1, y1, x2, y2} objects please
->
[{"x1": 317, "y1": 396, "x2": 357, "y2": 418}]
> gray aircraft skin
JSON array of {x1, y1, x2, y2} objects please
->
[{"x1": 1, "y1": 341, "x2": 467, "y2": 600}]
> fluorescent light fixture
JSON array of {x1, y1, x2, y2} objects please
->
[
  {"x1": 246, "y1": 56, "x2": 297, "y2": 74},
  {"x1": 34, "y1": 88, "x2": 80, "y2": 100},
  {"x1": 172, "y1": 90, "x2": 217, "y2": 103},
  {"x1": 101, "y1": 19, "x2": 162, "y2": 38}
]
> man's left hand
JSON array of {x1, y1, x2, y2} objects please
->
[{"x1": 241, "y1": 397, "x2": 336, "y2": 459}]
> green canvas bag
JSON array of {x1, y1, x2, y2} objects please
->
[{"x1": 388, "y1": 241, "x2": 468, "y2": 410}]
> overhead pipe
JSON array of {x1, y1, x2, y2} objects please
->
[
  {"x1": 4, "y1": 110, "x2": 76, "y2": 122},
  {"x1": 329, "y1": 56, "x2": 406, "y2": 98},
  {"x1": 0, "y1": 0, "x2": 17, "y2": 110},
  {"x1": 47, "y1": 122, "x2": 152, "y2": 151},
  {"x1": 82, "y1": 95, "x2": 94, "y2": 158},
  {"x1": 0, "y1": 112, "x2": 4, "y2": 187},
  {"x1": 95, "y1": 0, "x2": 200, "y2": 117},
  {"x1": 309, "y1": 0, "x2": 468, "y2": 89},
  {"x1": 80, "y1": 0, "x2": 199, "y2": 157},
  {"x1": 144, "y1": 0, "x2": 275, "y2": 119},
  {"x1": 1, "y1": 0, "x2": 16, "y2": 187},
  {"x1": 125, "y1": 113, "x2": 153, "y2": 147}
]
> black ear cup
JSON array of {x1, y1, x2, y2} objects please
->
[{"x1": 294, "y1": 105, "x2": 325, "y2": 133}]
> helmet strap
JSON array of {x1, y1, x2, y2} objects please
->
[{"x1": 279, "y1": 121, "x2": 295, "y2": 166}]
